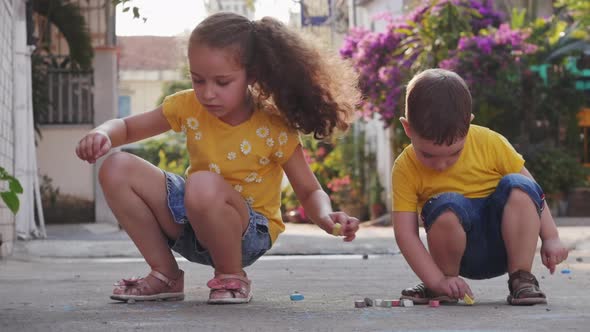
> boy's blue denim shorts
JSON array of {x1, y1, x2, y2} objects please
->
[
  {"x1": 420, "y1": 174, "x2": 544, "y2": 280},
  {"x1": 163, "y1": 171, "x2": 272, "y2": 268}
]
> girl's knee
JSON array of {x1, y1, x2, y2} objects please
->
[
  {"x1": 98, "y1": 152, "x2": 135, "y2": 186},
  {"x1": 185, "y1": 171, "x2": 227, "y2": 211}
]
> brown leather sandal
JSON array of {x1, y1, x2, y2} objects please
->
[
  {"x1": 507, "y1": 270, "x2": 547, "y2": 305},
  {"x1": 400, "y1": 282, "x2": 458, "y2": 304},
  {"x1": 110, "y1": 269, "x2": 185, "y2": 302}
]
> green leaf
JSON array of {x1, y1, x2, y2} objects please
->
[
  {"x1": 132, "y1": 7, "x2": 140, "y2": 18},
  {"x1": 1, "y1": 191, "x2": 20, "y2": 214},
  {"x1": 9, "y1": 178, "x2": 23, "y2": 194},
  {"x1": 122, "y1": 7, "x2": 130, "y2": 12}
]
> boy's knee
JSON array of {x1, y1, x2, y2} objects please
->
[
  {"x1": 422, "y1": 192, "x2": 470, "y2": 232},
  {"x1": 507, "y1": 187, "x2": 534, "y2": 205},
  {"x1": 497, "y1": 173, "x2": 544, "y2": 211},
  {"x1": 431, "y1": 210, "x2": 463, "y2": 231}
]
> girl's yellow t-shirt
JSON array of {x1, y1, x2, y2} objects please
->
[
  {"x1": 392, "y1": 125, "x2": 525, "y2": 214},
  {"x1": 162, "y1": 89, "x2": 301, "y2": 243}
]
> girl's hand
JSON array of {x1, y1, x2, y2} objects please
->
[
  {"x1": 327, "y1": 212, "x2": 360, "y2": 242},
  {"x1": 431, "y1": 276, "x2": 473, "y2": 300},
  {"x1": 541, "y1": 237, "x2": 568, "y2": 274},
  {"x1": 75, "y1": 130, "x2": 111, "y2": 164}
]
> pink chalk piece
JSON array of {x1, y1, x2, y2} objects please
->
[
  {"x1": 429, "y1": 300, "x2": 440, "y2": 307},
  {"x1": 391, "y1": 300, "x2": 400, "y2": 307}
]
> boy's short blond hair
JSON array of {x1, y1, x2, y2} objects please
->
[{"x1": 405, "y1": 68, "x2": 472, "y2": 145}]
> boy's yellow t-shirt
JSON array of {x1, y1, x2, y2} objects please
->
[
  {"x1": 162, "y1": 89, "x2": 301, "y2": 243},
  {"x1": 392, "y1": 125, "x2": 525, "y2": 214}
]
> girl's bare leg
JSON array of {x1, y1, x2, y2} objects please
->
[
  {"x1": 99, "y1": 152, "x2": 184, "y2": 285},
  {"x1": 184, "y1": 171, "x2": 250, "y2": 276}
]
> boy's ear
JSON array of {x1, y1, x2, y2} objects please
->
[
  {"x1": 399, "y1": 117, "x2": 412, "y2": 138},
  {"x1": 470, "y1": 113, "x2": 475, "y2": 122}
]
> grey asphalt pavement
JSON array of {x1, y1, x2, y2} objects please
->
[{"x1": 1, "y1": 219, "x2": 590, "y2": 331}]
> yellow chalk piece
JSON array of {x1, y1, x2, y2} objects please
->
[
  {"x1": 332, "y1": 223, "x2": 342, "y2": 236},
  {"x1": 463, "y1": 294, "x2": 475, "y2": 305}
]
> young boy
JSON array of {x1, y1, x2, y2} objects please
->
[{"x1": 392, "y1": 68, "x2": 568, "y2": 305}]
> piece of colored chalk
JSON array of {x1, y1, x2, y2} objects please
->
[
  {"x1": 290, "y1": 293, "x2": 304, "y2": 301},
  {"x1": 364, "y1": 297, "x2": 373, "y2": 307},
  {"x1": 463, "y1": 294, "x2": 475, "y2": 305},
  {"x1": 332, "y1": 223, "x2": 342, "y2": 236},
  {"x1": 354, "y1": 300, "x2": 367, "y2": 308},
  {"x1": 381, "y1": 299, "x2": 392, "y2": 307},
  {"x1": 373, "y1": 299, "x2": 383, "y2": 307},
  {"x1": 391, "y1": 299, "x2": 400, "y2": 307},
  {"x1": 429, "y1": 300, "x2": 440, "y2": 307},
  {"x1": 561, "y1": 269, "x2": 571, "y2": 274},
  {"x1": 401, "y1": 299, "x2": 414, "y2": 307}
]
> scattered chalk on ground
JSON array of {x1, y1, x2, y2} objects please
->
[
  {"x1": 401, "y1": 299, "x2": 414, "y2": 307},
  {"x1": 561, "y1": 269, "x2": 571, "y2": 274},
  {"x1": 576, "y1": 257, "x2": 583, "y2": 263},
  {"x1": 364, "y1": 297, "x2": 373, "y2": 307},
  {"x1": 429, "y1": 300, "x2": 440, "y2": 307},
  {"x1": 290, "y1": 292, "x2": 304, "y2": 301},
  {"x1": 354, "y1": 300, "x2": 367, "y2": 308},
  {"x1": 463, "y1": 294, "x2": 475, "y2": 305}
]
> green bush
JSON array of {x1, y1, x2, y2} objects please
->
[
  {"x1": 123, "y1": 132, "x2": 189, "y2": 176},
  {"x1": 523, "y1": 146, "x2": 589, "y2": 195}
]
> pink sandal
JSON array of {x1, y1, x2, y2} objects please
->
[
  {"x1": 110, "y1": 270, "x2": 185, "y2": 302},
  {"x1": 207, "y1": 274, "x2": 252, "y2": 304}
]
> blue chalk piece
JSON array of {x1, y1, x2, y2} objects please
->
[
  {"x1": 561, "y1": 269, "x2": 571, "y2": 274},
  {"x1": 290, "y1": 293, "x2": 304, "y2": 301}
]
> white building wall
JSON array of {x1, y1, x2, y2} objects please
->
[
  {"x1": 205, "y1": 0, "x2": 255, "y2": 19},
  {"x1": 93, "y1": 48, "x2": 119, "y2": 224},
  {"x1": 119, "y1": 69, "x2": 185, "y2": 116},
  {"x1": 0, "y1": 0, "x2": 16, "y2": 257},
  {"x1": 36, "y1": 126, "x2": 95, "y2": 200}
]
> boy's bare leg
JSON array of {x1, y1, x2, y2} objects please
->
[
  {"x1": 501, "y1": 189, "x2": 541, "y2": 273},
  {"x1": 99, "y1": 152, "x2": 184, "y2": 282},
  {"x1": 427, "y1": 210, "x2": 466, "y2": 276},
  {"x1": 184, "y1": 171, "x2": 250, "y2": 276}
]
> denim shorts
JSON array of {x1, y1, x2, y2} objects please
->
[
  {"x1": 163, "y1": 171, "x2": 272, "y2": 268},
  {"x1": 421, "y1": 174, "x2": 544, "y2": 280}
]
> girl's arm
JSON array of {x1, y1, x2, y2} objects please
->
[
  {"x1": 76, "y1": 106, "x2": 171, "y2": 163},
  {"x1": 282, "y1": 145, "x2": 359, "y2": 241}
]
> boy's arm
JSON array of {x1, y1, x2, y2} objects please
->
[
  {"x1": 520, "y1": 167, "x2": 568, "y2": 273},
  {"x1": 282, "y1": 145, "x2": 359, "y2": 241},
  {"x1": 393, "y1": 211, "x2": 445, "y2": 288}
]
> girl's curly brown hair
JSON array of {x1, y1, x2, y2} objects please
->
[{"x1": 189, "y1": 12, "x2": 360, "y2": 139}]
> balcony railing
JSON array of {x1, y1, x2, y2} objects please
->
[{"x1": 40, "y1": 69, "x2": 94, "y2": 125}]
